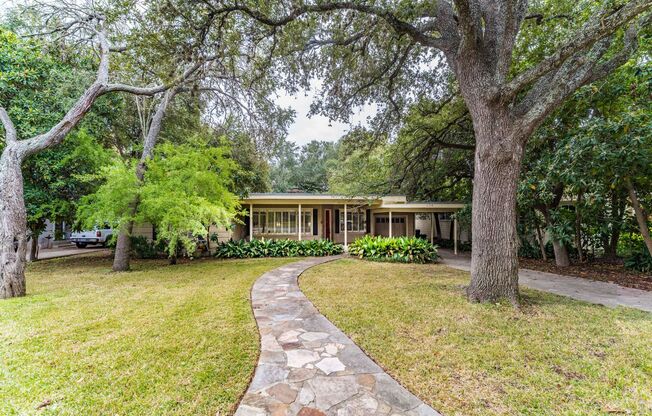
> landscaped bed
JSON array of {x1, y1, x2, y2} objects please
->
[
  {"x1": 0, "y1": 252, "x2": 293, "y2": 415},
  {"x1": 300, "y1": 259, "x2": 652, "y2": 416}
]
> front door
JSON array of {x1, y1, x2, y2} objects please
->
[{"x1": 324, "y1": 209, "x2": 332, "y2": 240}]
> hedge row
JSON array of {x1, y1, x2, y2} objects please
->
[{"x1": 214, "y1": 238, "x2": 343, "y2": 259}]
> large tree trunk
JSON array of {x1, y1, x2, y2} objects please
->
[
  {"x1": 627, "y1": 180, "x2": 652, "y2": 257},
  {"x1": 466, "y1": 111, "x2": 522, "y2": 305},
  {"x1": 0, "y1": 147, "x2": 28, "y2": 299}
]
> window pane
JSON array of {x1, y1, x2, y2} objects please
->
[{"x1": 289, "y1": 212, "x2": 297, "y2": 234}]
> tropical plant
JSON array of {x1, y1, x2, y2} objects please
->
[
  {"x1": 348, "y1": 236, "x2": 439, "y2": 264},
  {"x1": 214, "y1": 238, "x2": 343, "y2": 259}
]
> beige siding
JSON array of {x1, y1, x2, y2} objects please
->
[{"x1": 132, "y1": 223, "x2": 154, "y2": 240}]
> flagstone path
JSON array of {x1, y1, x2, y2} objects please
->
[{"x1": 235, "y1": 256, "x2": 441, "y2": 416}]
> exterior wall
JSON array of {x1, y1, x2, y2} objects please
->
[
  {"x1": 132, "y1": 222, "x2": 154, "y2": 240},
  {"x1": 209, "y1": 224, "x2": 234, "y2": 243},
  {"x1": 371, "y1": 213, "x2": 414, "y2": 238}
]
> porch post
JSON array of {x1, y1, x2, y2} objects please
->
[
  {"x1": 298, "y1": 203, "x2": 302, "y2": 241},
  {"x1": 430, "y1": 213, "x2": 434, "y2": 244},
  {"x1": 249, "y1": 203, "x2": 253, "y2": 241},
  {"x1": 344, "y1": 203, "x2": 348, "y2": 247},
  {"x1": 389, "y1": 211, "x2": 393, "y2": 238},
  {"x1": 453, "y1": 216, "x2": 458, "y2": 255}
]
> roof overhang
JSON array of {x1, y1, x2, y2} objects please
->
[{"x1": 373, "y1": 202, "x2": 465, "y2": 213}]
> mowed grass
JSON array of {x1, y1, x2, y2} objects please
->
[
  {"x1": 300, "y1": 259, "x2": 652, "y2": 416},
  {"x1": 0, "y1": 252, "x2": 293, "y2": 416}
]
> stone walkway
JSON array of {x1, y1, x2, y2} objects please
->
[
  {"x1": 236, "y1": 256, "x2": 440, "y2": 416},
  {"x1": 438, "y1": 250, "x2": 652, "y2": 313}
]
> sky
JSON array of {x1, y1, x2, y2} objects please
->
[{"x1": 276, "y1": 87, "x2": 376, "y2": 147}]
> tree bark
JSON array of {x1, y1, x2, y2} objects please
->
[
  {"x1": 551, "y1": 240, "x2": 571, "y2": 267},
  {"x1": 535, "y1": 222, "x2": 547, "y2": 261},
  {"x1": 0, "y1": 147, "x2": 28, "y2": 299},
  {"x1": 28, "y1": 229, "x2": 39, "y2": 262},
  {"x1": 574, "y1": 194, "x2": 583, "y2": 263},
  {"x1": 626, "y1": 180, "x2": 652, "y2": 257},
  {"x1": 112, "y1": 222, "x2": 134, "y2": 272},
  {"x1": 466, "y1": 109, "x2": 522, "y2": 305}
]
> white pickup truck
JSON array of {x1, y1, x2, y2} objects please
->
[{"x1": 70, "y1": 226, "x2": 114, "y2": 248}]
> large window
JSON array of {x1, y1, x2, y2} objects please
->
[
  {"x1": 252, "y1": 209, "x2": 312, "y2": 235},
  {"x1": 340, "y1": 210, "x2": 366, "y2": 232}
]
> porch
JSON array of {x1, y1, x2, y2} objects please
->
[{"x1": 238, "y1": 194, "x2": 467, "y2": 254}]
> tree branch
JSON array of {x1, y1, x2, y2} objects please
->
[
  {"x1": 500, "y1": 0, "x2": 651, "y2": 101},
  {"x1": 20, "y1": 27, "x2": 111, "y2": 156},
  {"x1": 515, "y1": 21, "x2": 640, "y2": 134},
  {"x1": 0, "y1": 108, "x2": 18, "y2": 144},
  {"x1": 214, "y1": 2, "x2": 450, "y2": 50}
]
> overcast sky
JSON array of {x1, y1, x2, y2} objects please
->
[{"x1": 277, "y1": 87, "x2": 376, "y2": 147}]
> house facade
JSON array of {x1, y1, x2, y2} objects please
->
[{"x1": 232, "y1": 193, "x2": 468, "y2": 252}]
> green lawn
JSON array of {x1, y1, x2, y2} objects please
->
[
  {"x1": 0, "y1": 252, "x2": 292, "y2": 416},
  {"x1": 300, "y1": 259, "x2": 652, "y2": 416}
]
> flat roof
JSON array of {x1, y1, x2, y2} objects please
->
[{"x1": 240, "y1": 193, "x2": 464, "y2": 210}]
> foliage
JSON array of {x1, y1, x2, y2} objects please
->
[
  {"x1": 623, "y1": 249, "x2": 652, "y2": 274},
  {"x1": 215, "y1": 238, "x2": 343, "y2": 259},
  {"x1": 270, "y1": 139, "x2": 337, "y2": 193},
  {"x1": 348, "y1": 235, "x2": 439, "y2": 264},
  {"x1": 618, "y1": 233, "x2": 652, "y2": 273},
  {"x1": 328, "y1": 99, "x2": 474, "y2": 202},
  {"x1": 106, "y1": 234, "x2": 161, "y2": 260},
  {"x1": 78, "y1": 137, "x2": 241, "y2": 259}
]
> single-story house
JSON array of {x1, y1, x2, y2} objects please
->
[
  {"x1": 237, "y1": 193, "x2": 467, "y2": 252},
  {"x1": 131, "y1": 193, "x2": 469, "y2": 253}
]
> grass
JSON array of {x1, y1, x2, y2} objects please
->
[
  {"x1": 300, "y1": 259, "x2": 652, "y2": 416},
  {"x1": 0, "y1": 252, "x2": 293, "y2": 416}
]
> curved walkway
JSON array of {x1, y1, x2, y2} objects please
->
[{"x1": 236, "y1": 256, "x2": 440, "y2": 416}]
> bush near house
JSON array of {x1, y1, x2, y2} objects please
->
[
  {"x1": 348, "y1": 235, "x2": 439, "y2": 264},
  {"x1": 214, "y1": 238, "x2": 343, "y2": 259}
]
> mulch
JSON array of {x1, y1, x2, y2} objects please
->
[{"x1": 519, "y1": 258, "x2": 652, "y2": 292}]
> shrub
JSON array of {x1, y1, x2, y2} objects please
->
[
  {"x1": 106, "y1": 234, "x2": 161, "y2": 259},
  {"x1": 348, "y1": 235, "x2": 439, "y2": 264},
  {"x1": 623, "y1": 249, "x2": 652, "y2": 273},
  {"x1": 214, "y1": 238, "x2": 344, "y2": 259},
  {"x1": 518, "y1": 240, "x2": 542, "y2": 259},
  {"x1": 618, "y1": 233, "x2": 652, "y2": 273}
]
